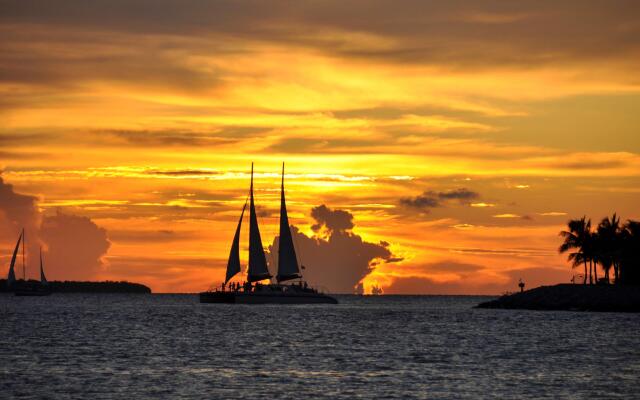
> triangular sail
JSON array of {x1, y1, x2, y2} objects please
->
[
  {"x1": 247, "y1": 163, "x2": 272, "y2": 282},
  {"x1": 225, "y1": 198, "x2": 247, "y2": 284},
  {"x1": 40, "y1": 246, "x2": 48, "y2": 285},
  {"x1": 6, "y1": 230, "x2": 22, "y2": 287},
  {"x1": 277, "y1": 163, "x2": 301, "y2": 282}
]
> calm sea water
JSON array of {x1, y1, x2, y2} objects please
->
[{"x1": 1, "y1": 294, "x2": 639, "y2": 399}]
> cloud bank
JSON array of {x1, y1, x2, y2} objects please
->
[
  {"x1": 269, "y1": 205, "x2": 399, "y2": 293},
  {"x1": 400, "y1": 188, "x2": 479, "y2": 211},
  {"x1": 0, "y1": 176, "x2": 110, "y2": 281}
]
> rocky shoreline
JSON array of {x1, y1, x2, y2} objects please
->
[{"x1": 476, "y1": 284, "x2": 640, "y2": 312}]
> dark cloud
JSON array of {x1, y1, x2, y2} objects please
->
[
  {"x1": 96, "y1": 128, "x2": 267, "y2": 147},
  {"x1": 266, "y1": 137, "x2": 384, "y2": 154},
  {"x1": 0, "y1": 27, "x2": 225, "y2": 91},
  {"x1": 1, "y1": 176, "x2": 113, "y2": 281},
  {"x1": 0, "y1": 1, "x2": 637, "y2": 119},
  {"x1": 0, "y1": 128, "x2": 269, "y2": 150},
  {"x1": 0, "y1": 177, "x2": 41, "y2": 281},
  {"x1": 1, "y1": 1, "x2": 638, "y2": 72},
  {"x1": 548, "y1": 159, "x2": 627, "y2": 170},
  {"x1": 332, "y1": 105, "x2": 495, "y2": 122},
  {"x1": 310, "y1": 204, "x2": 354, "y2": 234},
  {"x1": 400, "y1": 194, "x2": 439, "y2": 209},
  {"x1": 103, "y1": 131, "x2": 234, "y2": 147},
  {"x1": 400, "y1": 188, "x2": 479, "y2": 211},
  {"x1": 269, "y1": 205, "x2": 399, "y2": 293},
  {"x1": 438, "y1": 188, "x2": 479, "y2": 201},
  {"x1": 0, "y1": 133, "x2": 52, "y2": 145},
  {"x1": 39, "y1": 212, "x2": 111, "y2": 280},
  {"x1": 0, "y1": 176, "x2": 40, "y2": 240},
  {"x1": 0, "y1": 150, "x2": 52, "y2": 160}
]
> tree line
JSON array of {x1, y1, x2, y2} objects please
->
[
  {"x1": 559, "y1": 214, "x2": 640, "y2": 285},
  {"x1": 0, "y1": 279, "x2": 151, "y2": 293}
]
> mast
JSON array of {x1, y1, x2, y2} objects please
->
[
  {"x1": 22, "y1": 229, "x2": 25, "y2": 280},
  {"x1": 6, "y1": 230, "x2": 22, "y2": 287},
  {"x1": 225, "y1": 198, "x2": 247, "y2": 284},
  {"x1": 40, "y1": 246, "x2": 48, "y2": 285},
  {"x1": 277, "y1": 162, "x2": 301, "y2": 282},
  {"x1": 247, "y1": 163, "x2": 272, "y2": 282}
]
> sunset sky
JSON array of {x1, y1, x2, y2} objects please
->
[{"x1": 1, "y1": 1, "x2": 639, "y2": 293}]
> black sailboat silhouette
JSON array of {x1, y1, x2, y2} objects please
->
[
  {"x1": 277, "y1": 162, "x2": 302, "y2": 283},
  {"x1": 225, "y1": 198, "x2": 246, "y2": 285},
  {"x1": 200, "y1": 163, "x2": 337, "y2": 304},
  {"x1": 39, "y1": 246, "x2": 48, "y2": 285},
  {"x1": 5, "y1": 229, "x2": 51, "y2": 296},
  {"x1": 247, "y1": 163, "x2": 272, "y2": 283},
  {"x1": 6, "y1": 229, "x2": 21, "y2": 287}
]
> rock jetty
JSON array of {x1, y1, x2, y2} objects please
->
[{"x1": 476, "y1": 284, "x2": 640, "y2": 312}]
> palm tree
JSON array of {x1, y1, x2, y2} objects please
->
[
  {"x1": 597, "y1": 213, "x2": 622, "y2": 284},
  {"x1": 586, "y1": 232, "x2": 598, "y2": 283},
  {"x1": 559, "y1": 216, "x2": 592, "y2": 284},
  {"x1": 593, "y1": 230, "x2": 612, "y2": 283},
  {"x1": 620, "y1": 220, "x2": 640, "y2": 285}
]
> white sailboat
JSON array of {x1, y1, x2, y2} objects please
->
[{"x1": 199, "y1": 163, "x2": 337, "y2": 304}]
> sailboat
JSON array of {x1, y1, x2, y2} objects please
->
[
  {"x1": 5, "y1": 229, "x2": 52, "y2": 296},
  {"x1": 199, "y1": 163, "x2": 337, "y2": 304}
]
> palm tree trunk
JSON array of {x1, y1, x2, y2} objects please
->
[
  {"x1": 614, "y1": 262, "x2": 619, "y2": 284},
  {"x1": 593, "y1": 261, "x2": 598, "y2": 283},
  {"x1": 583, "y1": 261, "x2": 588, "y2": 285},
  {"x1": 589, "y1": 262, "x2": 593, "y2": 284}
]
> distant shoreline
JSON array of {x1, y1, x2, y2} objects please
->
[
  {"x1": 476, "y1": 283, "x2": 640, "y2": 312},
  {"x1": 0, "y1": 279, "x2": 151, "y2": 294}
]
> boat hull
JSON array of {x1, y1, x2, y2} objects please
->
[
  {"x1": 15, "y1": 288, "x2": 52, "y2": 296},
  {"x1": 12, "y1": 281, "x2": 52, "y2": 296},
  {"x1": 199, "y1": 291, "x2": 338, "y2": 304}
]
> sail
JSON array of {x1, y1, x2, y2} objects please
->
[
  {"x1": 247, "y1": 163, "x2": 272, "y2": 282},
  {"x1": 7, "y1": 230, "x2": 22, "y2": 286},
  {"x1": 277, "y1": 163, "x2": 301, "y2": 282},
  {"x1": 225, "y1": 198, "x2": 247, "y2": 284},
  {"x1": 40, "y1": 247, "x2": 48, "y2": 285}
]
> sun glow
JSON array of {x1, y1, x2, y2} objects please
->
[{"x1": 1, "y1": 2, "x2": 639, "y2": 293}]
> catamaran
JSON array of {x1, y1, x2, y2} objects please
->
[
  {"x1": 5, "y1": 229, "x2": 51, "y2": 296},
  {"x1": 199, "y1": 163, "x2": 337, "y2": 304}
]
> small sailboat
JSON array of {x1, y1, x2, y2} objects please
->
[
  {"x1": 5, "y1": 230, "x2": 52, "y2": 296},
  {"x1": 200, "y1": 163, "x2": 337, "y2": 304}
]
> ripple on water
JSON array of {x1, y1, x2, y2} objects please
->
[{"x1": 1, "y1": 294, "x2": 639, "y2": 399}]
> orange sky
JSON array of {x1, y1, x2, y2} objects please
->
[{"x1": 1, "y1": 1, "x2": 639, "y2": 293}]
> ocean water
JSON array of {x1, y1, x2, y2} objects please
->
[{"x1": 1, "y1": 294, "x2": 639, "y2": 399}]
